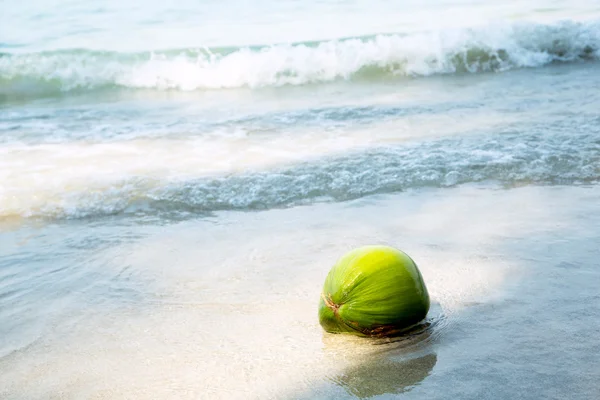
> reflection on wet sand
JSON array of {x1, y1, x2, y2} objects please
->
[
  {"x1": 332, "y1": 352, "x2": 437, "y2": 399},
  {"x1": 304, "y1": 315, "x2": 442, "y2": 399}
]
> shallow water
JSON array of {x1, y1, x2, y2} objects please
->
[
  {"x1": 2, "y1": 0, "x2": 600, "y2": 399},
  {"x1": 1, "y1": 185, "x2": 599, "y2": 399}
]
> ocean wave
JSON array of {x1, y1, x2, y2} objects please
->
[
  {"x1": 1, "y1": 125, "x2": 598, "y2": 221},
  {"x1": 1, "y1": 20, "x2": 599, "y2": 97}
]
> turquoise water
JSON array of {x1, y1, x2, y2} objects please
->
[{"x1": 1, "y1": 1, "x2": 600, "y2": 399}]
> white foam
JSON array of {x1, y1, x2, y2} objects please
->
[
  {"x1": 1, "y1": 114, "x2": 598, "y2": 220},
  {"x1": 2, "y1": 20, "x2": 600, "y2": 92}
]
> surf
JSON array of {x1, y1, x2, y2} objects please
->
[{"x1": 1, "y1": 19, "x2": 600, "y2": 99}]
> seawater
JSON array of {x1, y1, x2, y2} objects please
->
[{"x1": 1, "y1": 1, "x2": 600, "y2": 399}]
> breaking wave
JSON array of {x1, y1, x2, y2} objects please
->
[{"x1": 1, "y1": 20, "x2": 600, "y2": 97}]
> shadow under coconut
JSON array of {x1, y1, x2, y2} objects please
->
[
  {"x1": 331, "y1": 351, "x2": 438, "y2": 399},
  {"x1": 301, "y1": 310, "x2": 444, "y2": 399}
]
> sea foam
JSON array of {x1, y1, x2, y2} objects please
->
[{"x1": 1, "y1": 20, "x2": 599, "y2": 96}]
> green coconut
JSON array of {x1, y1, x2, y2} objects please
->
[{"x1": 318, "y1": 245, "x2": 430, "y2": 337}]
